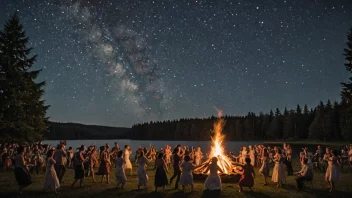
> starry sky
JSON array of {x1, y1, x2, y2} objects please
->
[{"x1": 1, "y1": 0, "x2": 352, "y2": 127}]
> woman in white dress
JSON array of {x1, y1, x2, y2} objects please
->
[
  {"x1": 115, "y1": 150, "x2": 127, "y2": 189},
  {"x1": 325, "y1": 149, "x2": 340, "y2": 192},
  {"x1": 180, "y1": 155, "x2": 195, "y2": 192},
  {"x1": 271, "y1": 148, "x2": 286, "y2": 187},
  {"x1": 124, "y1": 145, "x2": 133, "y2": 176},
  {"x1": 204, "y1": 157, "x2": 223, "y2": 191},
  {"x1": 137, "y1": 150, "x2": 149, "y2": 190},
  {"x1": 43, "y1": 149, "x2": 60, "y2": 193},
  {"x1": 248, "y1": 146, "x2": 255, "y2": 167},
  {"x1": 194, "y1": 147, "x2": 203, "y2": 166},
  {"x1": 241, "y1": 147, "x2": 248, "y2": 165}
]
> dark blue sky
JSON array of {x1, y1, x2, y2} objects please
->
[{"x1": 1, "y1": 0, "x2": 352, "y2": 127}]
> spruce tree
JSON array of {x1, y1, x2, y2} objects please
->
[
  {"x1": 340, "y1": 106, "x2": 352, "y2": 141},
  {"x1": 261, "y1": 115, "x2": 271, "y2": 139},
  {"x1": 0, "y1": 14, "x2": 49, "y2": 143},
  {"x1": 283, "y1": 114, "x2": 295, "y2": 139},
  {"x1": 323, "y1": 100, "x2": 335, "y2": 139},
  {"x1": 341, "y1": 28, "x2": 352, "y2": 104},
  {"x1": 267, "y1": 116, "x2": 283, "y2": 139},
  {"x1": 309, "y1": 106, "x2": 324, "y2": 140},
  {"x1": 235, "y1": 119, "x2": 244, "y2": 140},
  {"x1": 295, "y1": 104, "x2": 302, "y2": 138},
  {"x1": 244, "y1": 117, "x2": 254, "y2": 140},
  {"x1": 332, "y1": 101, "x2": 342, "y2": 139},
  {"x1": 283, "y1": 107, "x2": 289, "y2": 116}
]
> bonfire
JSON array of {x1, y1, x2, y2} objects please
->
[{"x1": 193, "y1": 108, "x2": 241, "y2": 175}]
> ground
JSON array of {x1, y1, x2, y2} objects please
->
[{"x1": 0, "y1": 160, "x2": 351, "y2": 198}]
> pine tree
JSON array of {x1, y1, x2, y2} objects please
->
[
  {"x1": 296, "y1": 104, "x2": 302, "y2": 115},
  {"x1": 0, "y1": 14, "x2": 49, "y2": 143},
  {"x1": 235, "y1": 119, "x2": 244, "y2": 139},
  {"x1": 340, "y1": 106, "x2": 352, "y2": 141},
  {"x1": 269, "y1": 109, "x2": 274, "y2": 121},
  {"x1": 323, "y1": 100, "x2": 335, "y2": 139},
  {"x1": 283, "y1": 114, "x2": 295, "y2": 139},
  {"x1": 341, "y1": 27, "x2": 352, "y2": 104},
  {"x1": 333, "y1": 101, "x2": 342, "y2": 139},
  {"x1": 309, "y1": 106, "x2": 324, "y2": 140},
  {"x1": 244, "y1": 117, "x2": 254, "y2": 140},
  {"x1": 294, "y1": 104, "x2": 302, "y2": 138},
  {"x1": 283, "y1": 107, "x2": 289, "y2": 116},
  {"x1": 267, "y1": 116, "x2": 283, "y2": 139},
  {"x1": 261, "y1": 115, "x2": 271, "y2": 139},
  {"x1": 303, "y1": 104, "x2": 309, "y2": 115}
]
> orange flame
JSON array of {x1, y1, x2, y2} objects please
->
[{"x1": 208, "y1": 108, "x2": 233, "y2": 174}]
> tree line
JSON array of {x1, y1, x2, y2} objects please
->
[{"x1": 129, "y1": 101, "x2": 349, "y2": 141}]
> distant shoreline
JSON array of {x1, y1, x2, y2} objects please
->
[
  {"x1": 43, "y1": 139, "x2": 350, "y2": 147},
  {"x1": 264, "y1": 140, "x2": 349, "y2": 147}
]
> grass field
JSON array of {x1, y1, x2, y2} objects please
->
[{"x1": 0, "y1": 160, "x2": 352, "y2": 198}]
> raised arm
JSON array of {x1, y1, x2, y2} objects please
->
[
  {"x1": 217, "y1": 165, "x2": 224, "y2": 174},
  {"x1": 204, "y1": 166, "x2": 210, "y2": 174}
]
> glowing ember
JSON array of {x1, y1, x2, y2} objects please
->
[{"x1": 193, "y1": 108, "x2": 239, "y2": 175}]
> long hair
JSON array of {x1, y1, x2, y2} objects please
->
[{"x1": 172, "y1": 147, "x2": 179, "y2": 154}]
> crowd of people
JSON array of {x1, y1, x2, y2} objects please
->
[{"x1": 0, "y1": 141, "x2": 351, "y2": 196}]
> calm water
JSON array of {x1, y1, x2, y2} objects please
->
[
  {"x1": 43, "y1": 140, "x2": 262, "y2": 154},
  {"x1": 42, "y1": 140, "x2": 326, "y2": 158}
]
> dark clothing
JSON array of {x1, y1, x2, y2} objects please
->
[
  {"x1": 239, "y1": 164, "x2": 255, "y2": 187},
  {"x1": 14, "y1": 167, "x2": 32, "y2": 188},
  {"x1": 170, "y1": 166, "x2": 181, "y2": 188},
  {"x1": 155, "y1": 166, "x2": 168, "y2": 187},
  {"x1": 296, "y1": 176, "x2": 312, "y2": 190},
  {"x1": 286, "y1": 160, "x2": 294, "y2": 175},
  {"x1": 295, "y1": 163, "x2": 313, "y2": 190},
  {"x1": 170, "y1": 153, "x2": 181, "y2": 188},
  {"x1": 173, "y1": 154, "x2": 180, "y2": 167},
  {"x1": 73, "y1": 151, "x2": 85, "y2": 179},
  {"x1": 74, "y1": 164, "x2": 85, "y2": 179},
  {"x1": 54, "y1": 164, "x2": 66, "y2": 183},
  {"x1": 53, "y1": 149, "x2": 67, "y2": 165}
]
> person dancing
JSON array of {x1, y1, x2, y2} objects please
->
[
  {"x1": 169, "y1": 147, "x2": 182, "y2": 189},
  {"x1": 14, "y1": 146, "x2": 33, "y2": 196}
]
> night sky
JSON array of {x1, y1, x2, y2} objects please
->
[{"x1": 1, "y1": 0, "x2": 352, "y2": 127}]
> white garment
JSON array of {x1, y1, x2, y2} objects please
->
[
  {"x1": 115, "y1": 158, "x2": 127, "y2": 184},
  {"x1": 241, "y1": 150, "x2": 247, "y2": 164},
  {"x1": 204, "y1": 162, "x2": 222, "y2": 190},
  {"x1": 124, "y1": 150, "x2": 132, "y2": 169},
  {"x1": 180, "y1": 161, "x2": 193, "y2": 186},
  {"x1": 249, "y1": 150, "x2": 255, "y2": 166},
  {"x1": 137, "y1": 156, "x2": 148, "y2": 186},
  {"x1": 43, "y1": 158, "x2": 60, "y2": 190}
]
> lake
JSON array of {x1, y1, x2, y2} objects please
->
[
  {"x1": 42, "y1": 139, "x2": 323, "y2": 157},
  {"x1": 43, "y1": 140, "x2": 262, "y2": 154}
]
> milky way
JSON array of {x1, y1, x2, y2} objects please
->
[{"x1": 0, "y1": 0, "x2": 351, "y2": 127}]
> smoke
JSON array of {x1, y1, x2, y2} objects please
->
[
  {"x1": 214, "y1": 106, "x2": 223, "y2": 118},
  {"x1": 60, "y1": 1, "x2": 170, "y2": 120}
]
